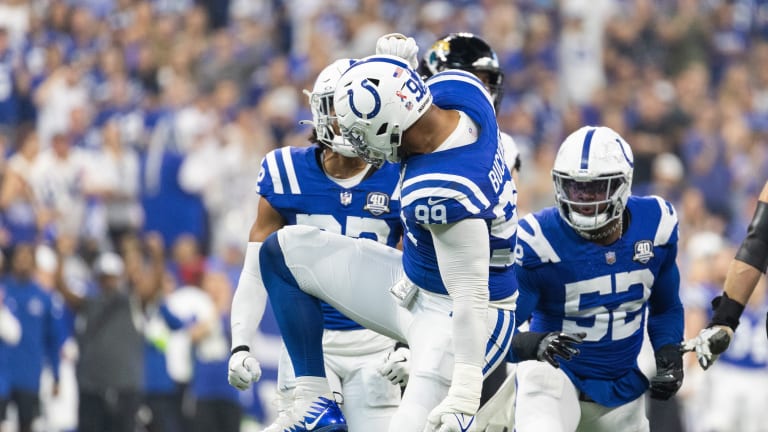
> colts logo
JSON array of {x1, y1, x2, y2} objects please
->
[
  {"x1": 347, "y1": 78, "x2": 381, "y2": 120},
  {"x1": 364, "y1": 192, "x2": 390, "y2": 216},
  {"x1": 633, "y1": 240, "x2": 654, "y2": 263}
]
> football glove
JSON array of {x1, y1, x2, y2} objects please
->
[
  {"x1": 681, "y1": 325, "x2": 733, "y2": 370},
  {"x1": 377, "y1": 346, "x2": 410, "y2": 386},
  {"x1": 649, "y1": 344, "x2": 684, "y2": 400},
  {"x1": 511, "y1": 331, "x2": 585, "y2": 368},
  {"x1": 425, "y1": 363, "x2": 481, "y2": 432},
  {"x1": 375, "y1": 33, "x2": 419, "y2": 69},
  {"x1": 227, "y1": 349, "x2": 262, "y2": 390},
  {"x1": 425, "y1": 395, "x2": 478, "y2": 432}
]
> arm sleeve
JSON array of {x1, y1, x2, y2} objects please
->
[
  {"x1": 230, "y1": 242, "x2": 267, "y2": 350},
  {"x1": 430, "y1": 218, "x2": 489, "y2": 368},
  {"x1": 647, "y1": 244, "x2": 684, "y2": 351}
]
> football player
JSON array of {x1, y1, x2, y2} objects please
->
[
  {"x1": 417, "y1": 32, "x2": 522, "y2": 428},
  {"x1": 684, "y1": 180, "x2": 768, "y2": 369},
  {"x1": 511, "y1": 126, "x2": 685, "y2": 432},
  {"x1": 255, "y1": 34, "x2": 583, "y2": 432},
  {"x1": 227, "y1": 59, "x2": 405, "y2": 431},
  {"x1": 418, "y1": 32, "x2": 521, "y2": 183}
]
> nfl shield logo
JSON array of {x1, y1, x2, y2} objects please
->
[
  {"x1": 605, "y1": 251, "x2": 616, "y2": 265},
  {"x1": 340, "y1": 191, "x2": 352, "y2": 206}
]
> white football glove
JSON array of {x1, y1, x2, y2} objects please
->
[
  {"x1": 681, "y1": 325, "x2": 734, "y2": 370},
  {"x1": 377, "y1": 346, "x2": 410, "y2": 386},
  {"x1": 375, "y1": 33, "x2": 419, "y2": 69},
  {"x1": 424, "y1": 399, "x2": 477, "y2": 432},
  {"x1": 227, "y1": 350, "x2": 262, "y2": 390},
  {"x1": 424, "y1": 364, "x2": 481, "y2": 432}
]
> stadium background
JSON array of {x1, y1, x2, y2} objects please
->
[{"x1": 0, "y1": 0, "x2": 766, "y2": 430}]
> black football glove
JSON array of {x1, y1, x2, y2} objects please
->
[
  {"x1": 511, "y1": 331, "x2": 585, "y2": 368},
  {"x1": 649, "y1": 344, "x2": 684, "y2": 400}
]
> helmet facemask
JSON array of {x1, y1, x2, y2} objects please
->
[
  {"x1": 309, "y1": 89, "x2": 357, "y2": 157},
  {"x1": 341, "y1": 120, "x2": 402, "y2": 167},
  {"x1": 553, "y1": 171, "x2": 630, "y2": 235},
  {"x1": 302, "y1": 58, "x2": 358, "y2": 158}
]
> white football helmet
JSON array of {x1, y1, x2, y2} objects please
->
[
  {"x1": 334, "y1": 55, "x2": 433, "y2": 166},
  {"x1": 303, "y1": 58, "x2": 357, "y2": 157},
  {"x1": 552, "y1": 126, "x2": 634, "y2": 233}
]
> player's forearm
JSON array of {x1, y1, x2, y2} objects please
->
[
  {"x1": 431, "y1": 219, "x2": 490, "y2": 368},
  {"x1": 230, "y1": 242, "x2": 267, "y2": 350},
  {"x1": 723, "y1": 259, "x2": 762, "y2": 306}
]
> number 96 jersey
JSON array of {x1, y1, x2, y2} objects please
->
[{"x1": 513, "y1": 195, "x2": 684, "y2": 407}]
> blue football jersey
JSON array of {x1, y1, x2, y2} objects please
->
[
  {"x1": 399, "y1": 70, "x2": 518, "y2": 301},
  {"x1": 257, "y1": 145, "x2": 402, "y2": 330},
  {"x1": 514, "y1": 196, "x2": 684, "y2": 407}
]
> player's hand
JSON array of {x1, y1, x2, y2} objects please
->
[
  {"x1": 227, "y1": 350, "x2": 262, "y2": 390},
  {"x1": 511, "y1": 331, "x2": 585, "y2": 368},
  {"x1": 681, "y1": 325, "x2": 733, "y2": 370},
  {"x1": 377, "y1": 346, "x2": 410, "y2": 386},
  {"x1": 536, "y1": 332, "x2": 585, "y2": 368},
  {"x1": 375, "y1": 33, "x2": 419, "y2": 69},
  {"x1": 424, "y1": 398, "x2": 477, "y2": 432},
  {"x1": 649, "y1": 344, "x2": 684, "y2": 400}
]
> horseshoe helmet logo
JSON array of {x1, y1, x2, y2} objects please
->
[{"x1": 347, "y1": 78, "x2": 381, "y2": 120}]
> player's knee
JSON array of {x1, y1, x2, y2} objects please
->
[
  {"x1": 260, "y1": 232, "x2": 294, "y2": 292},
  {"x1": 260, "y1": 231, "x2": 283, "y2": 265}
]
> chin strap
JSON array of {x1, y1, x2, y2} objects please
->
[{"x1": 577, "y1": 215, "x2": 623, "y2": 241}]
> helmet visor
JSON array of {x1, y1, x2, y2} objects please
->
[{"x1": 553, "y1": 172, "x2": 627, "y2": 229}]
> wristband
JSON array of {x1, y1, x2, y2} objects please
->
[
  {"x1": 231, "y1": 345, "x2": 250, "y2": 355},
  {"x1": 709, "y1": 293, "x2": 745, "y2": 330}
]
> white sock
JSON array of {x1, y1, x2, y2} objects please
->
[{"x1": 293, "y1": 376, "x2": 332, "y2": 416}]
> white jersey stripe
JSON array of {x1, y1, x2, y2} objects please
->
[
  {"x1": 652, "y1": 196, "x2": 677, "y2": 246},
  {"x1": 402, "y1": 173, "x2": 491, "y2": 208},
  {"x1": 483, "y1": 309, "x2": 513, "y2": 373},
  {"x1": 280, "y1": 147, "x2": 301, "y2": 194},
  {"x1": 518, "y1": 215, "x2": 561, "y2": 264},
  {"x1": 265, "y1": 151, "x2": 284, "y2": 194},
  {"x1": 401, "y1": 187, "x2": 481, "y2": 214}
]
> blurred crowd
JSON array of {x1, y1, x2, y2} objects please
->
[{"x1": 0, "y1": 0, "x2": 766, "y2": 431}]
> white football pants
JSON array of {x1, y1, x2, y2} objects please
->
[
  {"x1": 276, "y1": 225, "x2": 515, "y2": 432},
  {"x1": 514, "y1": 360, "x2": 649, "y2": 432}
]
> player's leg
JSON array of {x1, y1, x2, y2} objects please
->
[
  {"x1": 324, "y1": 329, "x2": 400, "y2": 432},
  {"x1": 260, "y1": 226, "x2": 410, "y2": 428},
  {"x1": 473, "y1": 364, "x2": 517, "y2": 431},
  {"x1": 577, "y1": 396, "x2": 648, "y2": 432},
  {"x1": 514, "y1": 361, "x2": 581, "y2": 432},
  {"x1": 388, "y1": 291, "x2": 516, "y2": 432},
  {"x1": 262, "y1": 345, "x2": 296, "y2": 431}
]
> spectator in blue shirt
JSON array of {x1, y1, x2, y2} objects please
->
[
  {"x1": 0, "y1": 284, "x2": 22, "y2": 425},
  {"x1": 3, "y1": 243, "x2": 63, "y2": 432}
]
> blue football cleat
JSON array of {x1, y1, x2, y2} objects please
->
[{"x1": 283, "y1": 395, "x2": 347, "y2": 432}]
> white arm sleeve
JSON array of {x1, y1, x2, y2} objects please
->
[
  {"x1": 0, "y1": 305, "x2": 21, "y2": 346},
  {"x1": 430, "y1": 218, "x2": 489, "y2": 404},
  {"x1": 230, "y1": 242, "x2": 267, "y2": 350}
]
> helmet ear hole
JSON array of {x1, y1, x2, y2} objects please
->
[{"x1": 376, "y1": 123, "x2": 388, "y2": 135}]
